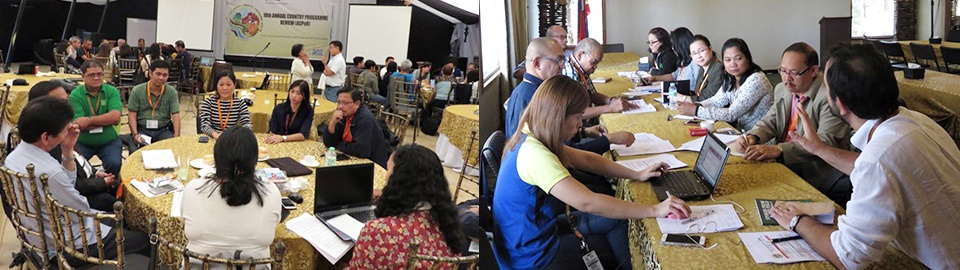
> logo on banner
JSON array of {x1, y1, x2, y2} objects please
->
[{"x1": 229, "y1": 4, "x2": 263, "y2": 39}]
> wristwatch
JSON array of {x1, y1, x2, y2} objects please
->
[
  {"x1": 789, "y1": 215, "x2": 807, "y2": 232},
  {"x1": 282, "y1": 135, "x2": 288, "y2": 142}
]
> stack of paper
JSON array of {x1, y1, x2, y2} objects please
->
[
  {"x1": 655, "y1": 204, "x2": 744, "y2": 234},
  {"x1": 610, "y1": 133, "x2": 675, "y2": 156},
  {"x1": 616, "y1": 154, "x2": 687, "y2": 171},
  {"x1": 591, "y1": 77, "x2": 612, "y2": 84},
  {"x1": 677, "y1": 133, "x2": 742, "y2": 152},
  {"x1": 286, "y1": 213, "x2": 354, "y2": 264},
  {"x1": 141, "y1": 149, "x2": 179, "y2": 169},
  {"x1": 622, "y1": 100, "x2": 657, "y2": 114},
  {"x1": 739, "y1": 231, "x2": 826, "y2": 264},
  {"x1": 327, "y1": 214, "x2": 365, "y2": 240}
]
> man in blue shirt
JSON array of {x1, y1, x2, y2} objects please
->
[{"x1": 504, "y1": 37, "x2": 565, "y2": 137}]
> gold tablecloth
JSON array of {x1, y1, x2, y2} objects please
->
[
  {"x1": 897, "y1": 40, "x2": 960, "y2": 66},
  {"x1": 621, "y1": 162, "x2": 925, "y2": 270},
  {"x1": 198, "y1": 66, "x2": 278, "y2": 92},
  {"x1": 0, "y1": 73, "x2": 82, "y2": 125},
  {"x1": 119, "y1": 134, "x2": 387, "y2": 270},
  {"x1": 438, "y1": 105, "x2": 480, "y2": 164},
  {"x1": 595, "y1": 52, "x2": 642, "y2": 73},
  {"x1": 245, "y1": 92, "x2": 337, "y2": 141},
  {"x1": 896, "y1": 70, "x2": 960, "y2": 147}
]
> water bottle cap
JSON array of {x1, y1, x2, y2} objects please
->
[{"x1": 328, "y1": 147, "x2": 335, "y2": 151}]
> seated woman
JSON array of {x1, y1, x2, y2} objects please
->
[
  {"x1": 493, "y1": 76, "x2": 691, "y2": 270},
  {"x1": 348, "y1": 144, "x2": 464, "y2": 269},
  {"x1": 199, "y1": 71, "x2": 253, "y2": 139},
  {"x1": 379, "y1": 61, "x2": 398, "y2": 97},
  {"x1": 683, "y1": 34, "x2": 725, "y2": 102},
  {"x1": 645, "y1": 27, "x2": 700, "y2": 94},
  {"x1": 265, "y1": 80, "x2": 314, "y2": 144},
  {"x1": 677, "y1": 38, "x2": 773, "y2": 131},
  {"x1": 182, "y1": 126, "x2": 281, "y2": 269},
  {"x1": 647, "y1": 27, "x2": 678, "y2": 76}
]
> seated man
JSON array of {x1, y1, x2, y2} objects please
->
[
  {"x1": 512, "y1": 25, "x2": 574, "y2": 80},
  {"x1": 563, "y1": 38, "x2": 635, "y2": 127},
  {"x1": 359, "y1": 59, "x2": 388, "y2": 108},
  {"x1": 173, "y1": 40, "x2": 191, "y2": 82},
  {"x1": 65, "y1": 36, "x2": 84, "y2": 69},
  {"x1": 127, "y1": 60, "x2": 181, "y2": 152},
  {"x1": 321, "y1": 89, "x2": 390, "y2": 168},
  {"x1": 349, "y1": 56, "x2": 365, "y2": 76},
  {"x1": 734, "y1": 42, "x2": 853, "y2": 207},
  {"x1": 5, "y1": 96, "x2": 150, "y2": 266},
  {"x1": 770, "y1": 44, "x2": 960, "y2": 269},
  {"x1": 69, "y1": 61, "x2": 124, "y2": 177}
]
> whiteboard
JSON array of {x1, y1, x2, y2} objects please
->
[
  {"x1": 156, "y1": 0, "x2": 215, "y2": 51},
  {"x1": 345, "y1": 5, "x2": 411, "y2": 63},
  {"x1": 126, "y1": 18, "x2": 156, "y2": 46}
]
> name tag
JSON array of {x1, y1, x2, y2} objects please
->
[
  {"x1": 146, "y1": 120, "x2": 159, "y2": 129},
  {"x1": 90, "y1": 127, "x2": 103, "y2": 134},
  {"x1": 583, "y1": 250, "x2": 604, "y2": 270}
]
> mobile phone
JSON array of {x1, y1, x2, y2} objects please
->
[
  {"x1": 660, "y1": 233, "x2": 705, "y2": 247},
  {"x1": 684, "y1": 119, "x2": 702, "y2": 126},
  {"x1": 281, "y1": 197, "x2": 297, "y2": 210},
  {"x1": 198, "y1": 136, "x2": 209, "y2": 143}
]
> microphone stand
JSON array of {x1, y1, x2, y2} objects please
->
[{"x1": 249, "y1": 42, "x2": 270, "y2": 73}]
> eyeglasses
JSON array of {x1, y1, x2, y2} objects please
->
[
  {"x1": 540, "y1": 56, "x2": 565, "y2": 65},
  {"x1": 83, "y1": 72, "x2": 104, "y2": 78},
  {"x1": 690, "y1": 47, "x2": 709, "y2": 55},
  {"x1": 777, "y1": 66, "x2": 812, "y2": 78},
  {"x1": 647, "y1": 40, "x2": 660, "y2": 45},
  {"x1": 337, "y1": 100, "x2": 358, "y2": 106}
]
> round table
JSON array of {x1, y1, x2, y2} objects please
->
[
  {"x1": 0, "y1": 73, "x2": 82, "y2": 125},
  {"x1": 436, "y1": 105, "x2": 479, "y2": 171},
  {"x1": 120, "y1": 134, "x2": 387, "y2": 270},
  {"x1": 244, "y1": 92, "x2": 337, "y2": 140}
]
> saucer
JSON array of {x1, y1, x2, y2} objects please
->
[
  {"x1": 258, "y1": 155, "x2": 270, "y2": 161},
  {"x1": 300, "y1": 159, "x2": 320, "y2": 168},
  {"x1": 190, "y1": 159, "x2": 213, "y2": 169}
]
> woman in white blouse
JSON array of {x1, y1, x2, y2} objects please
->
[
  {"x1": 677, "y1": 37, "x2": 773, "y2": 130},
  {"x1": 290, "y1": 43, "x2": 314, "y2": 89}
]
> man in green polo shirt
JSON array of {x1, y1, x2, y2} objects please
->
[
  {"x1": 70, "y1": 60, "x2": 123, "y2": 177},
  {"x1": 127, "y1": 60, "x2": 180, "y2": 152}
]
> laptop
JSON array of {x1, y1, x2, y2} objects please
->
[
  {"x1": 661, "y1": 80, "x2": 692, "y2": 96},
  {"x1": 314, "y1": 163, "x2": 377, "y2": 223},
  {"x1": 15, "y1": 65, "x2": 34, "y2": 75},
  {"x1": 650, "y1": 132, "x2": 730, "y2": 201},
  {"x1": 199, "y1": 56, "x2": 215, "y2": 66}
]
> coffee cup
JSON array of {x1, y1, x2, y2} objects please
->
[
  {"x1": 5, "y1": 79, "x2": 12, "y2": 86},
  {"x1": 700, "y1": 120, "x2": 716, "y2": 132},
  {"x1": 303, "y1": 155, "x2": 317, "y2": 164}
]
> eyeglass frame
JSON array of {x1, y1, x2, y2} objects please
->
[
  {"x1": 777, "y1": 66, "x2": 813, "y2": 78},
  {"x1": 647, "y1": 39, "x2": 661, "y2": 45}
]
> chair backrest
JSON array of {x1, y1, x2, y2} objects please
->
[
  {"x1": 480, "y1": 130, "x2": 505, "y2": 202},
  {"x1": 149, "y1": 218, "x2": 286, "y2": 270},
  {"x1": 267, "y1": 73, "x2": 292, "y2": 91},
  {"x1": 53, "y1": 49, "x2": 67, "y2": 70},
  {"x1": 42, "y1": 176, "x2": 127, "y2": 270},
  {"x1": 392, "y1": 79, "x2": 420, "y2": 118},
  {"x1": 454, "y1": 130, "x2": 480, "y2": 202},
  {"x1": 941, "y1": 46, "x2": 960, "y2": 66},
  {"x1": 879, "y1": 41, "x2": 906, "y2": 58},
  {"x1": 602, "y1": 43, "x2": 625, "y2": 53},
  {"x1": 380, "y1": 111, "x2": 408, "y2": 146},
  {"x1": 0, "y1": 163, "x2": 54, "y2": 269},
  {"x1": 947, "y1": 26, "x2": 960, "y2": 42},
  {"x1": 3, "y1": 128, "x2": 21, "y2": 161},
  {"x1": 117, "y1": 58, "x2": 140, "y2": 86},
  {"x1": 909, "y1": 43, "x2": 938, "y2": 61},
  {"x1": 405, "y1": 240, "x2": 478, "y2": 270}
]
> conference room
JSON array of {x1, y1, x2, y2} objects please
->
[
  {"x1": 478, "y1": 0, "x2": 960, "y2": 269},
  {"x1": 0, "y1": 0, "x2": 481, "y2": 269}
]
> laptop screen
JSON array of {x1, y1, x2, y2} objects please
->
[
  {"x1": 313, "y1": 163, "x2": 375, "y2": 213},
  {"x1": 694, "y1": 133, "x2": 730, "y2": 190},
  {"x1": 200, "y1": 56, "x2": 214, "y2": 66}
]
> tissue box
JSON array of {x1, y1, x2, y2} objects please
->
[{"x1": 903, "y1": 68, "x2": 925, "y2": 79}]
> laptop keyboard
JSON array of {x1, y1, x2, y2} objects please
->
[
  {"x1": 662, "y1": 172, "x2": 709, "y2": 198},
  {"x1": 348, "y1": 211, "x2": 376, "y2": 223}
]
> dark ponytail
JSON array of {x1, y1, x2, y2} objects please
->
[{"x1": 204, "y1": 126, "x2": 266, "y2": 206}]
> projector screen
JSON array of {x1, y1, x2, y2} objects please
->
[
  {"x1": 157, "y1": 0, "x2": 215, "y2": 51},
  {"x1": 345, "y1": 5, "x2": 411, "y2": 64}
]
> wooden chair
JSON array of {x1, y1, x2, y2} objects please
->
[
  {"x1": 53, "y1": 49, "x2": 69, "y2": 73},
  {"x1": 391, "y1": 79, "x2": 422, "y2": 144},
  {"x1": 148, "y1": 218, "x2": 286, "y2": 270},
  {"x1": 453, "y1": 130, "x2": 480, "y2": 202},
  {"x1": 117, "y1": 58, "x2": 140, "y2": 103},
  {"x1": 405, "y1": 240, "x2": 479, "y2": 270},
  {"x1": 180, "y1": 57, "x2": 204, "y2": 118},
  {"x1": 908, "y1": 42, "x2": 941, "y2": 71},
  {"x1": 0, "y1": 164, "x2": 55, "y2": 269},
  {"x1": 166, "y1": 58, "x2": 184, "y2": 90},
  {"x1": 380, "y1": 111, "x2": 409, "y2": 146},
  {"x1": 266, "y1": 73, "x2": 292, "y2": 91},
  {"x1": 941, "y1": 46, "x2": 960, "y2": 74},
  {"x1": 41, "y1": 180, "x2": 150, "y2": 269}
]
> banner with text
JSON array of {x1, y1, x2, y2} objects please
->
[{"x1": 225, "y1": 0, "x2": 331, "y2": 58}]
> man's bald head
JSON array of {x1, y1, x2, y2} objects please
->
[
  {"x1": 573, "y1": 38, "x2": 604, "y2": 74},
  {"x1": 525, "y1": 37, "x2": 565, "y2": 79},
  {"x1": 546, "y1": 25, "x2": 568, "y2": 46}
]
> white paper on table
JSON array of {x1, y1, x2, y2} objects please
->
[
  {"x1": 617, "y1": 71, "x2": 635, "y2": 77},
  {"x1": 610, "y1": 133, "x2": 675, "y2": 156},
  {"x1": 673, "y1": 114, "x2": 706, "y2": 120},
  {"x1": 285, "y1": 213, "x2": 353, "y2": 264},
  {"x1": 141, "y1": 149, "x2": 178, "y2": 169},
  {"x1": 656, "y1": 204, "x2": 744, "y2": 234},
  {"x1": 129, "y1": 179, "x2": 182, "y2": 198},
  {"x1": 630, "y1": 84, "x2": 661, "y2": 93},
  {"x1": 738, "y1": 231, "x2": 826, "y2": 264},
  {"x1": 170, "y1": 191, "x2": 183, "y2": 217},
  {"x1": 622, "y1": 100, "x2": 657, "y2": 114},
  {"x1": 327, "y1": 214, "x2": 365, "y2": 241},
  {"x1": 622, "y1": 91, "x2": 652, "y2": 97},
  {"x1": 616, "y1": 154, "x2": 687, "y2": 170},
  {"x1": 677, "y1": 133, "x2": 742, "y2": 152}
]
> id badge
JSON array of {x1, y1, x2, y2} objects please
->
[
  {"x1": 90, "y1": 127, "x2": 103, "y2": 134},
  {"x1": 146, "y1": 120, "x2": 159, "y2": 129},
  {"x1": 582, "y1": 250, "x2": 604, "y2": 270}
]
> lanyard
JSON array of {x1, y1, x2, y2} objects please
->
[
  {"x1": 147, "y1": 83, "x2": 165, "y2": 117},
  {"x1": 697, "y1": 73, "x2": 710, "y2": 97},
  {"x1": 566, "y1": 205, "x2": 591, "y2": 252},
  {"x1": 217, "y1": 98, "x2": 234, "y2": 131},
  {"x1": 284, "y1": 110, "x2": 298, "y2": 134},
  {"x1": 678, "y1": 66, "x2": 687, "y2": 78},
  {"x1": 86, "y1": 91, "x2": 102, "y2": 116},
  {"x1": 867, "y1": 112, "x2": 895, "y2": 143},
  {"x1": 571, "y1": 59, "x2": 595, "y2": 92}
]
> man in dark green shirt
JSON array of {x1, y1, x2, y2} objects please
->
[
  {"x1": 127, "y1": 60, "x2": 181, "y2": 152},
  {"x1": 69, "y1": 61, "x2": 124, "y2": 177}
]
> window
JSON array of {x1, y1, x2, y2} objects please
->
[
  {"x1": 851, "y1": 0, "x2": 895, "y2": 37},
  {"x1": 565, "y1": 0, "x2": 604, "y2": 44},
  {"x1": 481, "y1": 0, "x2": 508, "y2": 87}
]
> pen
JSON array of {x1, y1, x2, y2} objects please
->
[
  {"x1": 680, "y1": 209, "x2": 716, "y2": 224},
  {"x1": 741, "y1": 129, "x2": 748, "y2": 142},
  {"x1": 768, "y1": 235, "x2": 803, "y2": 243},
  {"x1": 665, "y1": 191, "x2": 672, "y2": 198}
]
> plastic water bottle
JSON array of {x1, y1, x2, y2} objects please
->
[
  {"x1": 668, "y1": 82, "x2": 678, "y2": 109},
  {"x1": 177, "y1": 157, "x2": 189, "y2": 181},
  {"x1": 326, "y1": 147, "x2": 337, "y2": 166}
]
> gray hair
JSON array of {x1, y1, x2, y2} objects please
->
[
  {"x1": 574, "y1": 38, "x2": 602, "y2": 57},
  {"x1": 69, "y1": 36, "x2": 81, "y2": 43},
  {"x1": 400, "y1": 59, "x2": 413, "y2": 71}
]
